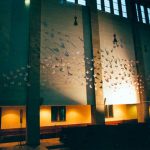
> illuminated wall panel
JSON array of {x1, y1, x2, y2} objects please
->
[
  {"x1": 105, "y1": 104, "x2": 137, "y2": 122},
  {"x1": 98, "y1": 14, "x2": 140, "y2": 105},
  {"x1": 40, "y1": 0, "x2": 88, "y2": 105},
  {"x1": 1, "y1": 106, "x2": 91, "y2": 129},
  {"x1": 1, "y1": 107, "x2": 26, "y2": 129}
]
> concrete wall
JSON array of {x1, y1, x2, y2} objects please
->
[
  {"x1": 40, "y1": 0, "x2": 92, "y2": 105},
  {"x1": 0, "y1": 0, "x2": 29, "y2": 106},
  {"x1": 98, "y1": 13, "x2": 140, "y2": 105},
  {"x1": 138, "y1": 25, "x2": 150, "y2": 99}
]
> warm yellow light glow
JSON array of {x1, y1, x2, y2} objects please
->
[
  {"x1": 25, "y1": 0, "x2": 30, "y2": 6},
  {"x1": 105, "y1": 104, "x2": 137, "y2": 122},
  {"x1": 66, "y1": 106, "x2": 91, "y2": 124},
  {"x1": 2, "y1": 106, "x2": 91, "y2": 129},
  {"x1": 40, "y1": 107, "x2": 51, "y2": 127},
  {"x1": 104, "y1": 83, "x2": 139, "y2": 105},
  {"x1": 1, "y1": 107, "x2": 26, "y2": 129},
  {"x1": 67, "y1": 109, "x2": 79, "y2": 118},
  {"x1": 40, "y1": 106, "x2": 91, "y2": 126}
]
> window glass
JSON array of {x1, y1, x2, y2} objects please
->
[
  {"x1": 140, "y1": 5, "x2": 146, "y2": 23},
  {"x1": 122, "y1": 12, "x2": 127, "y2": 18},
  {"x1": 136, "y1": 4, "x2": 140, "y2": 21},
  {"x1": 104, "y1": 0, "x2": 111, "y2": 13},
  {"x1": 147, "y1": 8, "x2": 150, "y2": 24},
  {"x1": 121, "y1": 0, "x2": 125, "y2": 5},
  {"x1": 78, "y1": 0, "x2": 86, "y2": 6},
  {"x1": 66, "y1": 0, "x2": 75, "y2": 3},
  {"x1": 121, "y1": 0, "x2": 127, "y2": 18},
  {"x1": 97, "y1": 0, "x2": 102, "y2": 10},
  {"x1": 105, "y1": 105, "x2": 113, "y2": 118},
  {"x1": 113, "y1": 0, "x2": 119, "y2": 15},
  {"x1": 122, "y1": 5, "x2": 126, "y2": 12},
  {"x1": 51, "y1": 106, "x2": 66, "y2": 122}
]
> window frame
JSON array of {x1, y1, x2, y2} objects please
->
[
  {"x1": 105, "y1": 105, "x2": 113, "y2": 118},
  {"x1": 51, "y1": 106, "x2": 66, "y2": 122}
]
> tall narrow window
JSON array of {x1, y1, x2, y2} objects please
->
[
  {"x1": 104, "y1": 0, "x2": 111, "y2": 13},
  {"x1": 148, "y1": 8, "x2": 150, "y2": 24},
  {"x1": 121, "y1": 0, "x2": 127, "y2": 18},
  {"x1": 136, "y1": 4, "x2": 140, "y2": 22},
  {"x1": 105, "y1": 105, "x2": 113, "y2": 118},
  {"x1": 113, "y1": 0, "x2": 119, "y2": 15},
  {"x1": 78, "y1": 0, "x2": 86, "y2": 6},
  {"x1": 51, "y1": 106, "x2": 66, "y2": 122},
  {"x1": 140, "y1": 5, "x2": 146, "y2": 23},
  {"x1": 97, "y1": 0, "x2": 102, "y2": 10}
]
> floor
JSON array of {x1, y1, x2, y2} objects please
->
[{"x1": 0, "y1": 138, "x2": 69, "y2": 150}]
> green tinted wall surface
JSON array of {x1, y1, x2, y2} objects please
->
[{"x1": 0, "y1": 0, "x2": 29, "y2": 106}]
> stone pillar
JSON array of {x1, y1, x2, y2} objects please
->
[
  {"x1": 127, "y1": 0, "x2": 149, "y2": 123},
  {"x1": 26, "y1": 0, "x2": 41, "y2": 147},
  {"x1": 85, "y1": 0, "x2": 105, "y2": 124}
]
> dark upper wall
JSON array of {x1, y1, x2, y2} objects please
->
[{"x1": 0, "y1": 0, "x2": 29, "y2": 105}]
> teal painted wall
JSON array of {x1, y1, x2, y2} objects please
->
[{"x1": 0, "y1": 0, "x2": 29, "y2": 105}]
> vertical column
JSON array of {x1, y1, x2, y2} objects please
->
[
  {"x1": 127, "y1": 0, "x2": 149, "y2": 123},
  {"x1": 82, "y1": 7, "x2": 95, "y2": 105},
  {"x1": 85, "y1": 0, "x2": 105, "y2": 124},
  {"x1": 26, "y1": 0, "x2": 41, "y2": 147}
]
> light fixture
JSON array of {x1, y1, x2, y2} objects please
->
[
  {"x1": 25, "y1": 0, "x2": 30, "y2": 6},
  {"x1": 74, "y1": 3, "x2": 78, "y2": 26},
  {"x1": 74, "y1": 16, "x2": 78, "y2": 26}
]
